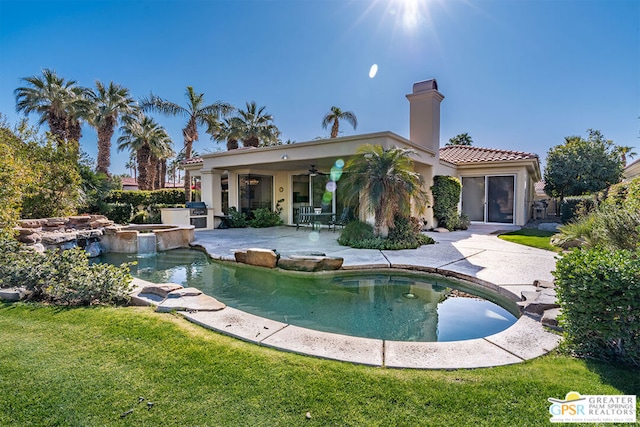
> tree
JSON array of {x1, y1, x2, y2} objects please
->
[
  {"x1": 208, "y1": 118, "x2": 240, "y2": 150},
  {"x1": 341, "y1": 144, "x2": 428, "y2": 237},
  {"x1": 446, "y1": 133, "x2": 473, "y2": 146},
  {"x1": 86, "y1": 81, "x2": 137, "y2": 176},
  {"x1": 141, "y1": 86, "x2": 233, "y2": 200},
  {"x1": 117, "y1": 113, "x2": 172, "y2": 190},
  {"x1": 616, "y1": 145, "x2": 637, "y2": 167},
  {"x1": 544, "y1": 129, "x2": 624, "y2": 205},
  {"x1": 230, "y1": 101, "x2": 280, "y2": 148},
  {"x1": 322, "y1": 106, "x2": 357, "y2": 138},
  {"x1": 14, "y1": 69, "x2": 87, "y2": 148}
]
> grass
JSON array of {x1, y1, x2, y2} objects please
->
[
  {"x1": 498, "y1": 228, "x2": 561, "y2": 252},
  {"x1": 1, "y1": 304, "x2": 638, "y2": 426}
]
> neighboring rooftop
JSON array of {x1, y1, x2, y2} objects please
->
[{"x1": 440, "y1": 146, "x2": 538, "y2": 165}]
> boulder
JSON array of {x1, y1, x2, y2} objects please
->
[
  {"x1": 141, "y1": 284, "x2": 184, "y2": 298},
  {"x1": 85, "y1": 241, "x2": 103, "y2": 258},
  {"x1": 0, "y1": 287, "x2": 29, "y2": 302},
  {"x1": 16, "y1": 234, "x2": 41, "y2": 244},
  {"x1": 15, "y1": 227, "x2": 39, "y2": 235},
  {"x1": 68, "y1": 216, "x2": 92, "y2": 225},
  {"x1": 538, "y1": 222, "x2": 561, "y2": 232},
  {"x1": 278, "y1": 255, "x2": 344, "y2": 272},
  {"x1": 519, "y1": 289, "x2": 559, "y2": 315},
  {"x1": 46, "y1": 218, "x2": 66, "y2": 226},
  {"x1": 156, "y1": 287, "x2": 225, "y2": 312},
  {"x1": 541, "y1": 308, "x2": 562, "y2": 329},
  {"x1": 433, "y1": 227, "x2": 450, "y2": 233},
  {"x1": 244, "y1": 248, "x2": 279, "y2": 268},
  {"x1": 18, "y1": 219, "x2": 47, "y2": 228},
  {"x1": 234, "y1": 250, "x2": 247, "y2": 264},
  {"x1": 41, "y1": 232, "x2": 77, "y2": 245},
  {"x1": 534, "y1": 280, "x2": 555, "y2": 289}
]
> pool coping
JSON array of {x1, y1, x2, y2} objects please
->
[{"x1": 131, "y1": 266, "x2": 562, "y2": 369}]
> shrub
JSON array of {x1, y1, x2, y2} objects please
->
[
  {"x1": 602, "y1": 176, "x2": 640, "y2": 212},
  {"x1": 104, "y1": 203, "x2": 134, "y2": 224},
  {"x1": 554, "y1": 248, "x2": 640, "y2": 367},
  {"x1": 130, "y1": 210, "x2": 148, "y2": 224},
  {"x1": 0, "y1": 232, "x2": 133, "y2": 306},
  {"x1": 560, "y1": 195, "x2": 598, "y2": 223},
  {"x1": 249, "y1": 208, "x2": 283, "y2": 228},
  {"x1": 339, "y1": 217, "x2": 434, "y2": 249},
  {"x1": 248, "y1": 199, "x2": 284, "y2": 228},
  {"x1": 431, "y1": 176, "x2": 464, "y2": 230},
  {"x1": 227, "y1": 207, "x2": 248, "y2": 228},
  {"x1": 338, "y1": 221, "x2": 375, "y2": 246}
]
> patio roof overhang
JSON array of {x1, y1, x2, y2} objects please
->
[{"x1": 184, "y1": 131, "x2": 437, "y2": 175}]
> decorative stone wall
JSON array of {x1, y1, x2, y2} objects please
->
[{"x1": 14, "y1": 215, "x2": 114, "y2": 256}]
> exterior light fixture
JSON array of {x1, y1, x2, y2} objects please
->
[{"x1": 281, "y1": 154, "x2": 288, "y2": 160}]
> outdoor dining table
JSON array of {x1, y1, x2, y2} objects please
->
[{"x1": 306, "y1": 212, "x2": 335, "y2": 231}]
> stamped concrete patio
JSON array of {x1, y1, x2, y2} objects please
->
[{"x1": 149, "y1": 224, "x2": 561, "y2": 369}]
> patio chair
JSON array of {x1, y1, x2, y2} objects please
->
[
  {"x1": 330, "y1": 207, "x2": 351, "y2": 232},
  {"x1": 296, "y1": 205, "x2": 313, "y2": 230}
]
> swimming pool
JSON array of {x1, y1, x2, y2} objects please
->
[{"x1": 97, "y1": 249, "x2": 518, "y2": 342}]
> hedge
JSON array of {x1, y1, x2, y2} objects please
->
[
  {"x1": 560, "y1": 195, "x2": 598, "y2": 223},
  {"x1": 554, "y1": 248, "x2": 640, "y2": 367}
]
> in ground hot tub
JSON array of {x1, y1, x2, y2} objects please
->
[{"x1": 100, "y1": 224, "x2": 195, "y2": 255}]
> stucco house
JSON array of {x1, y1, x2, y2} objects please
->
[
  {"x1": 623, "y1": 158, "x2": 640, "y2": 181},
  {"x1": 181, "y1": 78, "x2": 541, "y2": 229}
]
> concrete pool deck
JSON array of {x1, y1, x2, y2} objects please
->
[{"x1": 170, "y1": 224, "x2": 561, "y2": 369}]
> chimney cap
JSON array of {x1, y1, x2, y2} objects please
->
[{"x1": 412, "y1": 79, "x2": 438, "y2": 93}]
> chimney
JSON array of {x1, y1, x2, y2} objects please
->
[{"x1": 406, "y1": 78, "x2": 444, "y2": 154}]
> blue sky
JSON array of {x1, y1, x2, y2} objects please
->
[{"x1": 1, "y1": 0, "x2": 638, "y2": 176}]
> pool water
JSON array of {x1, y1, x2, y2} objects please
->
[{"x1": 96, "y1": 249, "x2": 518, "y2": 342}]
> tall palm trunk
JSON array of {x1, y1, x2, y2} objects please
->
[
  {"x1": 160, "y1": 159, "x2": 167, "y2": 188},
  {"x1": 331, "y1": 119, "x2": 339, "y2": 138},
  {"x1": 97, "y1": 117, "x2": 116, "y2": 176},
  {"x1": 48, "y1": 112, "x2": 68, "y2": 144},
  {"x1": 136, "y1": 145, "x2": 152, "y2": 191},
  {"x1": 182, "y1": 118, "x2": 197, "y2": 201},
  {"x1": 227, "y1": 138, "x2": 238, "y2": 150}
]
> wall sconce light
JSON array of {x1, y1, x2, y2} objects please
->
[{"x1": 281, "y1": 154, "x2": 288, "y2": 160}]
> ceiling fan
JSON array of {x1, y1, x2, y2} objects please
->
[{"x1": 308, "y1": 165, "x2": 319, "y2": 176}]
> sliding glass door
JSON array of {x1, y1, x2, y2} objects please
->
[{"x1": 461, "y1": 175, "x2": 515, "y2": 224}]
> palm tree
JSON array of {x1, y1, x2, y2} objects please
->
[
  {"x1": 616, "y1": 145, "x2": 637, "y2": 167},
  {"x1": 231, "y1": 101, "x2": 280, "y2": 148},
  {"x1": 86, "y1": 81, "x2": 137, "y2": 176},
  {"x1": 208, "y1": 118, "x2": 240, "y2": 150},
  {"x1": 322, "y1": 106, "x2": 357, "y2": 138},
  {"x1": 141, "y1": 86, "x2": 233, "y2": 200},
  {"x1": 117, "y1": 113, "x2": 172, "y2": 190},
  {"x1": 125, "y1": 157, "x2": 137, "y2": 179},
  {"x1": 446, "y1": 133, "x2": 473, "y2": 146},
  {"x1": 341, "y1": 144, "x2": 428, "y2": 237},
  {"x1": 14, "y1": 68, "x2": 87, "y2": 146}
]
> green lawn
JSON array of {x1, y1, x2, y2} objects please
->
[
  {"x1": 498, "y1": 228, "x2": 561, "y2": 252},
  {"x1": 1, "y1": 304, "x2": 637, "y2": 426}
]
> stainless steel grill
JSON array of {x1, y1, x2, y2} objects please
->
[{"x1": 186, "y1": 202, "x2": 208, "y2": 228}]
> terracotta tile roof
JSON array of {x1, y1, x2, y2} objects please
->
[
  {"x1": 439, "y1": 146, "x2": 538, "y2": 165},
  {"x1": 181, "y1": 157, "x2": 203, "y2": 165},
  {"x1": 121, "y1": 177, "x2": 138, "y2": 186}
]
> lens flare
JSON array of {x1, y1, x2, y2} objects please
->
[{"x1": 369, "y1": 64, "x2": 378, "y2": 78}]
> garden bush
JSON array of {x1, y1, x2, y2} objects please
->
[
  {"x1": 249, "y1": 208, "x2": 283, "y2": 228},
  {"x1": 226, "y1": 207, "x2": 248, "y2": 228},
  {"x1": 431, "y1": 176, "x2": 466, "y2": 230},
  {"x1": 554, "y1": 248, "x2": 640, "y2": 367},
  {"x1": 104, "y1": 203, "x2": 134, "y2": 224},
  {"x1": 248, "y1": 199, "x2": 284, "y2": 228},
  {"x1": 338, "y1": 216, "x2": 434, "y2": 250},
  {"x1": 0, "y1": 232, "x2": 133, "y2": 306},
  {"x1": 560, "y1": 195, "x2": 598, "y2": 223}
]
